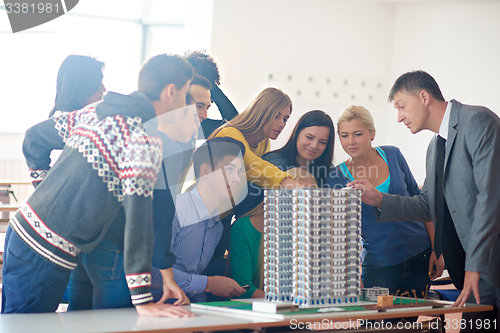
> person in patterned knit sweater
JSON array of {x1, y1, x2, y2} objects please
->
[{"x1": 1, "y1": 54, "x2": 194, "y2": 317}]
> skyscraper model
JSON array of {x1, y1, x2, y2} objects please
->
[{"x1": 263, "y1": 188, "x2": 362, "y2": 307}]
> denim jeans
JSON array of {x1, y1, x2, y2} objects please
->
[
  {"x1": 362, "y1": 247, "x2": 431, "y2": 323},
  {"x1": 1, "y1": 227, "x2": 71, "y2": 313},
  {"x1": 67, "y1": 239, "x2": 132, "y2": 310},
  {"x1": 362, "y1": 247, "x2": 432, "y2": 297}
]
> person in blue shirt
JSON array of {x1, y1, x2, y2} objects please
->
[
  {"x1": 151, "y1": 137, "x2": 247, "y2": 302},
  {"x1": 327, "y1": 105, "x2": 444, "y2": 298}
]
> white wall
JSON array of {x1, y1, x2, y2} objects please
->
[
  {"x1": 0, "y1": 0, "x2": 144, "y2": 134},
  {"x1": 0, "y1": 0, "x2": 214, "y2": 203},
  {"x1": 211, "y1": 0, "x2": 397, "y2": 165},
  {"x1": 211, "y1": 0, "x2": 500, "y2": 184},
  {"x1": 0, "y1": 0, "x2": 213, "y2": 134},
  {"x1": 386, "y1": 0, "x2": 500, "y2": 183}
]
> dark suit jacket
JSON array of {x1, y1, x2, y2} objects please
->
[{"x1": 377, "y1": 100, "x2": 500, "y2": 289}]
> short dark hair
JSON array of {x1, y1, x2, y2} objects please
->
[
  {"x1": 138, "y1": 54, "x2": 193, "y2": 101},
  {"x1": 186, "y1": 92, "x2": 194, "y2": 105},
  {"x1": 191, "y1": 74, "x2": 212, "y2": 91},
  {"x1": 50, "y1": 54, "x2": 104, "y2": 117},
  {"x1": 388, "y1": 70, "x2": 445, "y2": 102},
  {"x1": 185, "y1": 50, "x2": 220, "y2": 85},
  {"x1": 193, "y1": 137, "x2": 245, "y2": 179}
]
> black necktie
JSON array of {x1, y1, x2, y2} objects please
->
[
  {"x1": 434, "y1": 136, "x2": 446, "y2": 258},
  {"x1": 433, "y1": 135, "x2": 467, "y2": 289}
]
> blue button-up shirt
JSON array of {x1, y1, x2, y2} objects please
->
[{"x1": 151, "y1": 188, "x2": 223, "y2": 301}]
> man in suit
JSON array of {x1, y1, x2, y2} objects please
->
[{"x1": 350, "y1": 70, "x2": 500, "y2": 332}]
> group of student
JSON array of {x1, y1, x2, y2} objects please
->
[{"x1": 1, "y1": 51, "x2": 499, "y2": 333}]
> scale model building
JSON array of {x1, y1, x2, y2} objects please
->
[
  {"x1": 361, "y1": 287, "x2": 390, "y2": 302},
  {"x1": 263, "y1": 188, "x2": 362, "y2": 307}
]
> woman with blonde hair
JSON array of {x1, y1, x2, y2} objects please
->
[
  {"x1": 327, "y1": 105, "x2": 444, "y2": 302},
  {"x1": 206, "y1": 88, "x2": 303, "y2": 287},
  {"x1": 209, "y1": 87, "x2": 300, "y2": 189}
]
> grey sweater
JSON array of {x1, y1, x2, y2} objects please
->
[{"x1": 17, "y1": 91, "x2": 162, "y2": 305}]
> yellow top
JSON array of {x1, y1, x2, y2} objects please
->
[{"x1": 214, "y1": 127, "x2": 290, "y2": 188}]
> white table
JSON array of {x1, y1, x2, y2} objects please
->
[
  {"x1": 0, "y1": 307, "x2": 277, "y2": 333},
  {"x1": 0, "y1": 302, "x2": 493, "y2": 333}
]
